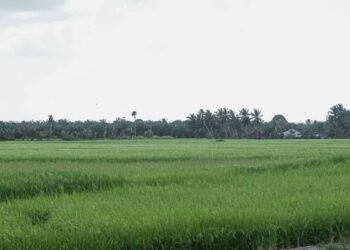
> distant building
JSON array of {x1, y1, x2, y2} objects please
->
[
  {"x1": 283, "y1": 129, "x2": 302, "y2": 139},
  {"x1": 313, "y1": 132, "x2": 326, "y2": 139}
]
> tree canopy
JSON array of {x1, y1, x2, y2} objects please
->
[{"x1": 0, "y1": 104, "x2": 349, "y2": 140}]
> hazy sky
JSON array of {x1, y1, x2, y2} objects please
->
[{"x1": 1, "y1": 0, "x2": 350, "y2": 122}]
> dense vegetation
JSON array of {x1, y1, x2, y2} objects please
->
[
  {"x1": 1, "y1": 104, "x2": 350, "y2": 140},
  {"x1": 1, "y1": 139, "x2": 350, "y2": 249}
]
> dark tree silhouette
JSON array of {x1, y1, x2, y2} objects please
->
[{"x1": 0, "y1": 105, "x2": 348, "y2": 140}]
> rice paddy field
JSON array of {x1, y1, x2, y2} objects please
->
[{"x1": 1, "y1": 139, "x2": 350, "y2": 249}]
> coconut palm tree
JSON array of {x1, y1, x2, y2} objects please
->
[
  {"x1": 251, "y1": 109, "x2": 263, "y2": 139},
  {"x1": 197, "y1": 109, "x2": 214, "y2": 138},
  {"x1": 228, "y1": 110, "x2": 240, "y2": 138},
  {"x1": 215, "y1": 108, "x2": 230, "y2": 138},
  {"x1": 131, "y1": 111, "x2": 137, "y2": 138},
  {"x1": 239, "y1": 109, "x2": 251, "y2": 126},
  {"x1": 47, "y1": 115, "x2": 54, "y2": 140},
  {"x1": 239, "y1": 108, "x2": 251, "y2": 137}
]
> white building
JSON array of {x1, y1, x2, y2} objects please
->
[{"x1": 283, "y1": 129, "x2": 302, "y2": 139}]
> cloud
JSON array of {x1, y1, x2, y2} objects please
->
[
  {"x1": 0, "y1": 0, "x2": 68, "y2": 28},
  {"x1": 0, "y1": 0, "x2": 65, "y2": 12},
  {"x1": 0, "y1": 15, "x2": 75, "y2": 58}
]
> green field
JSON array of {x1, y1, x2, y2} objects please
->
[{"x1": 1, "y1": 140, "x2": 350, "y2": 249}]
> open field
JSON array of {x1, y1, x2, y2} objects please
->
[{"x1": 1, "y1": 139, "x2": 350, "y2": 249}]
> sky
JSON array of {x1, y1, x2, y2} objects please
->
[{"x1": 1, "y1": 0, "x2": 350, "y2": 123}]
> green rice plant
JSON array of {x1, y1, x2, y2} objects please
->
[
  {"x1": 0, "y1": 170, "x2": 125, "y2": 202},
  {"x1": 25, "y1": 208, "x2": 51, "y2": 226},
  {"x1": 0, "y1": 140, "x2": 349, "y2": 249}
]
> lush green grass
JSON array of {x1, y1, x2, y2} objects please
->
[{"x1": 0, "y1": 139, "x2": 350, "y2": 249}]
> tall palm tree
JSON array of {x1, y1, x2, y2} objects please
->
[
  {"x1": 239, "y1": 108, "x2": 251, "y2": 126},
  {"x1": 215, "y1": 108, "x2": 229, "y2": 138},
  {"x1": 187, "y1": 114, "x2": 199, "y2": 137},
  {"x1": 239, "y1": 108, "x2": 251, "y2": 137},
  {"x1": 197, "y1": 109, "x2": 214, "y2": 138},
  {"x1": 251, "y1": 109, "x2": 263, "y2": 139},
  {"x1": 228, "y1": 110, "x2": 240, "y2": 138},
  {"x1": 47, "y1": 115, "x2": 54, "y2": 140},
  {"x1": 131, "y1": 111, "x2": 137, "y2": 138},
  {"x1": 204, "y1": 109, "x2": 215, "y2": 138}
]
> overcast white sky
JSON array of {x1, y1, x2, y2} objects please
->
[{"x1": 1, "y1": 0, "x2": 350, "y2": 122}]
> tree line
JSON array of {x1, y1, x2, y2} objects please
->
[{"x1": 0, "y1": 104, "x2": 349, "y2": 141}]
